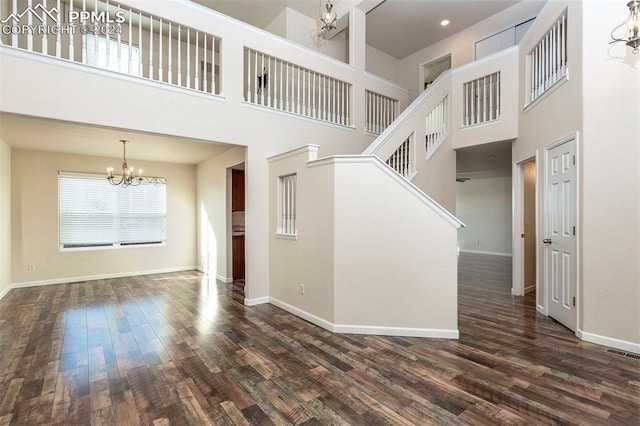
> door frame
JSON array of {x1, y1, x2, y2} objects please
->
[
  {"x1": 543, "y1": 133, "x2": 581, "y2": 332},
  {"x1": 512, "y1": 152, "x2": 539, "y2": 299}
]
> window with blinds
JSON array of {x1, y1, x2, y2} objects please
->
[
  {"x1": 58, "y1": 173, "x2": 166, "y2": 250},
  {"x1": 277, "y1": 174, "x2": 297, "y2": 236},
  {"x1": 86, "y1": 34, "x2": 141, "y2": 76}
]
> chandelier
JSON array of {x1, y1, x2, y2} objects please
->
[
  {"x1": 107, "y1": 140, "x2": 143, "y2": 187},
  {"x1": 320, "y1": 0, "x2": 337, "y2": 32},
  {"x1": 610, "y1": 1, "x2": 640, "y2": 53}
]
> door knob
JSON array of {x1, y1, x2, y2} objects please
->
[{"x1": 543, "y1": 238, "x2": 552, "y2": 244}]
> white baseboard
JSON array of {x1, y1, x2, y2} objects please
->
[
  {"x1": 334, "y1": 324, "x2": 459, "y2": 339},
  {"x1": 0, "y1": 284, "x2": 12, "y2": 301},
  {"x1": 244, "y1": 296, "x2": 270, "y2": 306},
  {"x1": 269, "y1": 297, "x2": 334, "y2": 332},
  {"x1": 9, "y1": 266, "x2": 198, "y2": 290},
  {"x1": 459, "y1": 249, "x2": 512, "y2": 257},
  {"x1": 576, "y1": 329, "x2": 640, "y2": 355},
  {"x1": 216, "y1": 275, "x2": 233, "y2": 284},
  {"x1": 269, "y1": 297, "x2": 459, "y2": 339}
]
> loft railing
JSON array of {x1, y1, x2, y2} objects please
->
[
  {"x1": 365, "y1": 90, "x2": 399, "y2": 134},
  {"x1": 528, "y1": 11, "x2": 568, "y2": 103},
  {"x1": 463, "y1": 72, "x2": 501, "y2": 127},
  {"x1": 425, "y1": 96, "x2": 448, "y2": 158},
  {"x1": 386, "y1": 135, "x2": 413, "y2": 179},
  {"x1": 1, "y1": 0, "x2": 221, "y2": 95},
  {"x1": 244, "y1": 48, "x2": 351, "y2": 126}
]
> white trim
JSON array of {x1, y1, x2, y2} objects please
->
[
  {"x1": 244, "y1": 296, "x2": 270, "y2": 306},
  {"x1": 0, "y1": 46, "x2": 225, "y2": 102},
  {"x1": 216, "y1": 275, "x2": 233, "y2": 284},
  {"x1": 364, "y1": 72, "x2": 409, "y2": 93},
  {"x1": 275, "y1": 233, "x2": 298, "y2": 240},
  {"x1": 577, "y1": 329, "x2": 640, "y2": 355},
  {"x1": 0, "y1": 285, "x2": 12, "y2": 301},
  {"x1": 308, "y1": 155, "x2": 464, "y2": 229},
  {"x1": 269, "y1": 297, "x2": 335, "y2": 332},
  {"x1": 333, "y1": 324, "x2": 459, "y2": 339},
  {"x1": 9, "y1": 266, "x2": 197, "y2": 290},
  {"x1": 243, "y1": 102, "x2": 355, "y2": 132},
  {"x1": 459, "y1": 249, "x2": 512, "y2": 257},
  {"x1": 270, "y1": 297, "x2": 459, "y2": 338},
  {"x1": 267, "y1": 145, "x2": 320, "y2": 163}
]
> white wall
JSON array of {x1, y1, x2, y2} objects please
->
[
  {"x1": 398, "y1": 0, "x2": 544, "y2": 101},
  {"x1": 268, "y1": 146, "x2": 461, "y2": 336},
  {"x1": 365, "y1": 45, "x2": 401, "y2": 84},
  {"x1": 11, "y1": 149, "x2": 197, "y2": 284},
  {"x1": 0, "y1": 138, "x2": 11, "y2": 297},
  {"x1": 457, "y1": 176, "x2": 512, "y2": 256},
  {"x1": 196, "y1": 147, "x2": 245, "y2": 281},
  {"x1": 580, "y1": 0, "x2": 640, "y2": 347}
]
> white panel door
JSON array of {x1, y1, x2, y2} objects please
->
[{"x1": 545, "y1": 139, "x2": 577, "y2": 331}]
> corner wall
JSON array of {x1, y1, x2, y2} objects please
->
[
  {"x1": 0, "y1": 138, "x2": 10, "y2": 297},
  {"x1": 196, "y1": 147, "x2": 246, "y2": 281},
  {"x1": 11, "y1": 149, "x2": 197, "y2": 285}
]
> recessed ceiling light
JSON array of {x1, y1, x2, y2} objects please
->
[{"x1": 441, "y1": 19, "x2": 450, "y2": 26}]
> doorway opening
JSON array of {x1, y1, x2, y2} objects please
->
[
  {"x1": 421, "y1": 54, "x2": 451, "y2": 91},
  {"x1": 513, "y1": 156, "x2": 538, "y2": 303},
  {"x1": 230, "y1": 164, "x2": 245, "y2": 285}
]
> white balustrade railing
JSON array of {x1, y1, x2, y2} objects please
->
[
  {"x1": 386, "y1": 135, "x2": 413, "y2": 179},
  {"x1": 1, "y1": 0, "x2": 220, "y2": 95},
  {"x1": 529, "y1": 11, "x2": 567, "y2": 103},
  {"x1": 425, "y1": 96, "x2": 448, "y2": 158},
  {"x1": 365, "y1": 90, "x2": 399, "y2": 134},
  {"x1": 245, "y1": 48, "x2": 351, "y2": 126},
  {"x1": 463, "y1": 72, "x2": 501, "y2": 127}
]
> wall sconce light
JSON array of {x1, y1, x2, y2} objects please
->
[
  {"x1": 320, "y1": 0, "x2": 337, "y2": 32},
  {"x1": 610, "y1": 0, "x2": 640, "y2": 53}
]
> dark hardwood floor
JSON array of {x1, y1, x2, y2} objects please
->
[{"x1": 0, "y1": 253, "x2": 638, "y2": 424}]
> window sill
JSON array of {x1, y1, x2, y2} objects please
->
[
  {"x1": 275, "y1": 233, "x2": 298, "y2": 240},
  {"x1": 523, "y1": 72, "x2": 569, "y2": 113},
  {"x1": 60, "y1": 242, "x2": 167, "y2": 253}
]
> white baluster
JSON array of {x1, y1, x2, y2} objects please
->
[
  {"x1": 168, "y1": 22, "x2": 173, "y2": 84},
  {"x1": 195, "y1": 31, "x2": 199, "y2": 91},
  {"x1": 27, "y1": 0, "x2": 33, "y2": 52},
  {"x1": 41, "y1": 0, "x2": 48, "y2": 54},
  {"x1": 177, "y1": 25, "x2": 182, "y2": 87},
  {"x1": 11, "y1": 0, "x2": 18, "y2": 48},
  {"x1": 158, "y1": 19, "x2": 163, "y2": 83},
  {"x1": 203, "y1": 34, "x2": 207, "y2": 93},
  {"x1": 68, "y1": 0, "x2": 74, "y2": 59},
  {"x1": 150, "y1": 17, "x2": 154, "y2": 80},
  {"x1": 267, "y1": 55, "x2": 272, "y2": 106},
  {"x1": 187, "y1": 29, "x2": 192, "y2": 89},
  {"x1": 211, "y1": 36, "x2": 216, "y2": 94},
  {"x1": 260, "y1": 53, "x2": 265, "y2": 105},
  {"x1": 128, "y1": 9, "x2": 133, "y2": 74},
  {"x1": 138, "y1": 12, "x2": 143, "y2": 77},
  {"x1": 106, "y1": 1, "x2": 111, "y2": 69},
  {"x1": 56, "y1": 0, "x2": 62, "y2": 57}
]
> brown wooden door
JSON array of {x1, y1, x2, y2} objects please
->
[{"x1": 232, "y1": 235, "x2": 245, "y2": 280}]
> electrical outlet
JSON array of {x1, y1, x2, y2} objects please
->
[
  {"x1": 27, "y1": 263, "x2": 36, "y2": 271},
  {"x1": 299, "y1": 283, "x2": 305, "y2": 295}
]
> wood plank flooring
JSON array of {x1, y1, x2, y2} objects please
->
[{"x1": 0, "y1": 253, "x2": 638, "y2": 425}]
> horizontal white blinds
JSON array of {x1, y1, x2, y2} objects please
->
[{"x1": 59, "y1": 173, "x2": 166, "y2": 248}]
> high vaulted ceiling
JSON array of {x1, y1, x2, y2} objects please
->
[{"x1": 193, "y1": 0, "x2": 529, "y2": 59}]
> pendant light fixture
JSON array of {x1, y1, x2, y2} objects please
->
[
  {"x1": 610, "y1": 1, "x2": 640, "y2": 53},
  {"x1": 107, "y1": 140, "x2": 143, "y2": 187}
]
